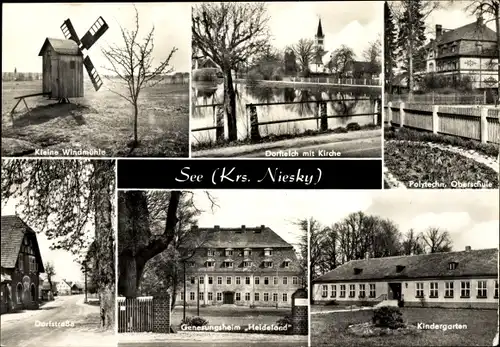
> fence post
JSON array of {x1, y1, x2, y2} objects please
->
[
  {"x1": 319, "y1": 102, "x2": 328, "y2": 131},
  {"x1": 400, "y1": 102, "x2": 405, "y2": 128},
  {"x1": 291, "y1": 288, "x2": 308, "y2": 335},
  {"x1": 338, "y1": 78, "x2": 340, "y2": 84},
  {"x1": 215, "y1": 105, "x2": 224, "y2": 142},
  {"x1": 480, "y1": 107, "x2": 488, "y2": 143},
  {"x1": 375, "y1": 99, "x2": 382, "y2": 126},
  {"x1": 432, "y1": 105, "x2": 439, "y2": 134},
  {"x1": 364, "y1": 79, "x2": 366, "y2": 85},
  {"x1": 387, "y1": 101, "x2": 393, "y2": 124},
  {"x1": 248, "y1": 105, "x2": 261, "y2": 141}
]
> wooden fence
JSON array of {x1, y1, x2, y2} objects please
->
[
  {"x1": 285, "y1": 76, "x2": 381, "y2": 86},
  {"x1": 385, "y1": 92, "x2": 486, "y2": 105},
  {"x1": 385, "y1": 101, "x2": 500, "y2": 144}
]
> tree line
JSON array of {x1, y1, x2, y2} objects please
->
[{"x1": 298, "y1": 212, "x2": 453, "y2": 283}]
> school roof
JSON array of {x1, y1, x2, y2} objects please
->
[
  {"x1": 1, "y1": 215, "x2": 45, "y2": 272},
  {"x1": 38, "y1": 38, "x2": 81, "y2": 56},
  {"x1": 194, "y1": 225, "x2": 293, "y2": 248},
  {"x1": 437, "y1": 21, "x2": 497, "y2": 45},
  {"x1": 312, "y1": 248, "x2": 498, "y2": 283}
]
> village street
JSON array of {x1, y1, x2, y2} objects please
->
[{"x1": 0, "y1": 294, "x2": 115, "y2": 347}]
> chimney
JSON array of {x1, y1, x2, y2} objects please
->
[
  {"x1": 465, "y1": 246, "x2": 471, "y2": 251},
  {"x1": 477, "y1": 16, "x2": 484, "y2": 27},
  {"x1": 260, "y1": 224, "x2": 265, "y2": 231},
  {"x1": 214, "y1": 225, "x2": 220, "y2": 232},
  {"x1": 241, "y1": 225, "x2": 246, "y2": 232},
  {"x1": 436, "y1": 24, "x2": 442, "y2": 39}
]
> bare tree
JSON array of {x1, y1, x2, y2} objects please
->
[
  {"x1": 102, "y1": 7, "x2": 178, "y2": 151},
  {"x1": 401, "y1": 229, "x2": 425, "y2": 255},
  {"x1": 363, "y1": 37, "x2": 383, "y2": 77},
  {"x1": 192, "y1": 3, "x2": 271, "y2": 141},
  {"x1": 292, "y1": 39, "x2": 316, "y2": 74},
  {"x1": 421, "y1": 227, "x2": 453, "y2": 253},
  {"x1": 328, "y1": 45, "x2": 355, "y2": 78},
  {"x1": 45, "y1": 262, "x2": 56, "y2": 294}
]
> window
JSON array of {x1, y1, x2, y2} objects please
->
[
  {"x1": 233, "y1": 276, "x2": 240, "y2": 285},
  {"x1": 190, "y1": 277, "x2": 195, "y2": 284},
  {"x1": 245, "y1": 292, "x2": 250, "y2": 301},
  {"x1": 340, "y1": 285, "x2": 346, "y2": 298},
  {"x1": 255, "y1": 277, "x2": 260, "y2": 285},
  {"x1": 273, "y1": 293, "x2": 278, "y2": 302},
  {"x1": 243, "y1": 261, "x2": 252, "y2": 267},
  {"x1": 18, "y1": 254, "x2": 23, "y2": 272},
  {"x1": 283, "y1": 277, "x2": 288, "y2": 285},
  {"x1": 225, "y1": 249, "x2": 233, "y2": 256},
  {"x1": 188, "y1": 261, "x2": 195, "y2": 267},
  {"x1": 330, "y1": 285, "x2": 336, "y2": 298},
  {"x1": 283, "y1": 261, "x2": 290, "y2": 268},
  {"x1": 199, "y1": 277, "x2": 204, "y2": 284},
  {"x1": 217, "y1": 292, "x2": 222, "y2": 301},
  {"x1": 244, "y1": 249, "x2": 252, "y2": 256},
  {"x1": 16, "y1": 284, "x2": 23, "y2": 304},
  {"x1": 264, "y1": 277, "x2": 269, "y2": 285},
  {"x1": 264, "y1": 261, "x2": 273, "y2": 268},
  {"x1": 322, "y1": 285, "x2": 328, "y2": 298},
  {"x1": 70, "y1": 61, "x2": 76, "y2": 69},
  {"x1": 208, "y1": 292, "x2": 213, "y2": 301},
  {"x1": 245, "y1": 277, "x2": 250, "y2": 285},
  {"x1": 180, "y1": 292, "x2": 184, "y2": 300},
  {"x1": 207, "y1": 249, "x2": 214, "y2": 256},
  {"x1": 190, "y1": 292, "x2": 195, "y2": 301},
  {"x1": 359, "y1": 284, "x2": 366, "y2": 298},
  {"x1": 448, "y1": 262, "x2": 457, "y2": 270},
  {"x1": 273, "y1": 277, "x2": 278, "y2": 285},
  {"x1": 416, "y1": 283, "x2": 424, "y2": 298},
  {"x1": 226, "y1": 277, "x2": 232, "y2": 285},
  {"x1": 223, "y1": 261, "x2": 233, "y2": 268},
  {"x1": 199, "y1": 292, "x2": 204, "y2": 301},
  {"x1": 206, "y1": 261, "x2": 215, "y2": 268},
  {"x1": 477, "y1": 280, "x2": 487, "y2": 298},
  {"x1": 292, "y1": 277, "x2": 298, "y2": 285},
  {"x1": 216, "y1": 276, "x2": 222, "y2": 285},
  {"x1": 369, "y1": 284, "x2": 376, "y2": 298},
  {"x1": 255, "y1": 293, "x2": 260, "y2": 301},
  {"x1": 461, "y1": 281, "x2": 470, "y2": 298},
  {"x1": 430, "y1": 282, "x2": 438, "y2": 298},
  {"x1": 445, "y1": 282, "x2": 454, "y2": 298},
  {"x1": 495, "y1": 280, "x2": 498, "y2": 299},
  {"x1": 236, "y1": 293, "x2": 241, "y2": 301},
  {"x1": 208, "y1": 276, "x2": 213, "y2": 285},
  {"x1": 349, "y1": 284, "x2": 355, "y2": 298},
  {"x1": 264, "y1": 249, "x2": 273, "y2": 256},
  {"x1": 264, "y1": 293, "x2": 269, "y2": 301},
  {"x1": 282, "y1": 293, "x2": 288, "y2": 302}
]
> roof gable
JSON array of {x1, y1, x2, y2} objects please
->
[
  {"x1": 38, "y1": 38, "x2": 81, "y2": 56},
  {"x1": 437, "y1": 22, "x2": 497, "y2": 45},
  {"x1": 313, "y1": 248, "x2": 498, "y2": 283},
  {"x1": 196, "y1": 225, "x2": 294, "y2": 248}
]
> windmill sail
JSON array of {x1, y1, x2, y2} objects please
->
[
  {"x1": 81, "y1": 16, "x2": 109, "y2": 50},
  {"x1": 61, "y1": 19, "x2": 81, "y2": 45},
  {"x1": 83, "y1": 56, "x2": 103, "y2": 91}
]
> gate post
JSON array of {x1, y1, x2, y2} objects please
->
[
  {"x1": 153, "y1": 293, "x2": 171, "y2": 333},
  {"x1": 320, "y1": 102, "x2": 328, "y2": 131},
  {"x1": 215, "y1": 105, "x2": 224, "y2": 142},
  {"x1": 248, "y1": 105, "x2": 261, "y2": 141},
  {"x1": 291, "y1": 288, "x2": 308, "y2": 335}
]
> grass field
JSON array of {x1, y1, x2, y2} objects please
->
[
  {"x1": 1, "y1": 79, "x2": 189, "y2": 157},
  {"x1": 312, "y1": 308, "x2": 497, "y2": 346},
  {"x1": 170, "y1": 305, "x2": 289, "y2": 327}
]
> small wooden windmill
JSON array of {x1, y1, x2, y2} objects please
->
[{"x1": 38, "y1": 16, "x2": 109, "y2": 102}]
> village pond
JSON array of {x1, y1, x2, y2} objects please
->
[{"x1": 191, "y1": 81, "x2": 381, "y2": 146}]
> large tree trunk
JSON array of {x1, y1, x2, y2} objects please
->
[
  {"x1": 223, "y1": 68, "x2": 238, "y2": 141},
  {"x1": 92, "y1": 160, "x2": 115, "y2": 330}
]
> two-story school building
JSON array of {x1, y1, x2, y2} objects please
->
[
  {"x1": 179, "y1": 225, "x2": 303, "y2": 308},
  {"x1": 312, "y1": 246, "x2": 498, "y2": 309}
]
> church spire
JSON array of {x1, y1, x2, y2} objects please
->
[{"x1": 316, "y1": 18, "x2": 324, "y2": 38}]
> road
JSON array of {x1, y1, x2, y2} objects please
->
[
  {"x1": 120, "y1": 342, "x2": 307, "y2": 347},
  {"x1": 0, "y1": 294, "x2": 115, "y2": 347},
  {"x1": 193, "y1": 129, "x2": 382, "y2": 158}
]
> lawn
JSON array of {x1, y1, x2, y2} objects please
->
[
  {"x1": 384, "y1": 141, "x2": 498, "y2": 188},
  {"x1": 312, "y1": 308, "x2": 498, "y2": 346},
  {"x1": 1, "y1": 79, "x2": 189, "y2": 157},
  {"x1": 170, "y1": 305, "x2": 290, "y2": 327}
]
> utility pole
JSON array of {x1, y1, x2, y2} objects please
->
[
  {"x1": 84, "y1": 261, "x2": 88, "y2": 303},
  {"x1": 197, "y1": 278, "x2": 200, "y2": 316},
  {"x1": 183, "y1": 261, "x2": 186, "y2": 322}
]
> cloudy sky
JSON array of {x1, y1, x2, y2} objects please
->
[
  {"x1": 267, "y1": 1, "x2": 382, "y2": 60},
  {"x1": 2, "y1": 3, "x2": 190, "y2": 73},
  {"x1": 3, "y1": 197, "x2": 105, "y2": 284}
]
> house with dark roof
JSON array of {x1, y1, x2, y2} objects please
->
[
  {"x1": 1, "y1": 216, "x2": 45, "y2": 314},
  {"x1": 312, "y1": 246, "x2": 498, "y2": 309},
  {"x1": 180, "y1": 225, "x2": 303, "y2": 308},
  {"x1": 424, "y1": 17, "x2": 498, "y2": 89},
  {"x1": 71, "y1": 282, "x2": 84, "y2": 295}
]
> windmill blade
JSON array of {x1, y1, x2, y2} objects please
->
[
  {"x1": 61, "y1": 19, "x2": 81, "y2": 46},
  {"x1": 81, "y1": 16, "x2": 109, "y2": 51},
  {"x1": 83, "y1": 56, "x2": 103, "y2": 91}
]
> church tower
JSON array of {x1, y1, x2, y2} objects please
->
[
  {"x1": 313, "y1": 18, "x2": 327, "y2": 72},
  {"x1": 315, "y1": 18, "x2": 325, "y2": 51}
]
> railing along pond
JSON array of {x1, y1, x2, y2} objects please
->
[{"x1": 191, "y1": 99, "x2": 381, "y2": 142}]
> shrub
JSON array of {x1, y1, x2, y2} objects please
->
[
  {"x1": 276, "y1": 315, "x2": 293, "y2": 326},
  {"x1": 181, "y1": 316, "x2": 209, "y2": 327},
  {"x1": 346, "y1": 122, "x2": 361, "y2": 131},
  {"x1": 192, "y1": 68, "x2": 220, "y2": 82},
  {"x1": 246, "y1": 71, "x2": 263, "y2": 88},
  {"x1": 372, "y1": 307, "x2": 405, "y2": 329},
  {"x1": 325, "y1": 300, "x2": 339, "y2": 306}
]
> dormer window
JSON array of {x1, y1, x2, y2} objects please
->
[
  {"x1": 243, "y1": 260, "x2": 252, "y2": 267},
  {"x1": 264, "y1": 248, "x2": 273, "y2": 256},
  {"x1": 283, "y1": 261, "x2": 290, "y2": 268},
  {"x1": 354, "y1": 267, "x2": 362, "y2": 275},
  {"x1": 448, "y1": 262, "x2": 458, "y2": 270},
  {"x1": 225, "y1": 248, "x2": 233, "y2": 257},
  {"x1": 223, "y1": 259, "x2": 233, "y2": 268},
  {"x1": 396, "y1": 265, "x2": 405, "y2": 272},
  {"x1": 206, "y1": 259, "x2": 215, "y2": 268},
  {"x1": 244, "y1": 248, "x2": 252, "y2": 256},
  {"x1": 207, "y1": 249, "x2": 214, "y2": 257},
  {"x1": 264, "y1": 261, "x2": 273, "y2": 268},
  {"x1": 188, "y1": 261, "x2": 195, "y2": 267}
]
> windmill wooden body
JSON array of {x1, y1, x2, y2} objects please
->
[{"x1": 38, "y1": 17, "x2": 109, "y2": 101}]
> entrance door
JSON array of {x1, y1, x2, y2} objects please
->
[
  {"x1": 223, "y1": 292, "x2": 234, "y2": 304},
  {"x1": 51, "y1": 58, "x2": 59, "y2": 98},
  {"x1": 388, "y1": 283, "x2": 402, "y2": 301}
]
